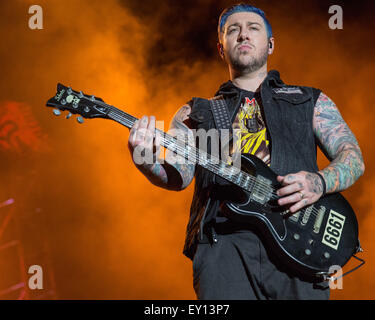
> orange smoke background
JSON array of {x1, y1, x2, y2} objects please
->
[{"x1": 0, "y1": 0, "x2": 374, "y2": 299}]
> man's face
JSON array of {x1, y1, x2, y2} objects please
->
[{"x1": 219, "y1": 12, "x2": 273, "y2": 73}]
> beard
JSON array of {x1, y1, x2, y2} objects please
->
[{"x1": 226, "y1": 45, "x2": 269, "y2": 74}]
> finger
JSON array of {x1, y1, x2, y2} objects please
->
[
  {"x1": 148, "y1": 116, "x2": 155, "y2": 131},
  {"x1": 135, "y1": 128, "x2": 148, "y2": 148},
  {"x1": 277, "y1": 175, "x2": 284, "y2": 183},
  {"x1": 283, "y1": 174, "x2": 297, "y2": 185},
  {"x1": 154, "y1": 137, "x2": 161, "y2": 157},
  {"x1": 138, "y1": 115, "x2": 149, "y2": 129},
  {"x1": 134, "y1": 116, "x2": 149, "y2": 143},
  {"x1": 278, "y1": 191, "x2": 305, "y2": 207},
  {"x1": 277, "y1": 182, "x2": 304, "y2": 197},
  {"x1": 289, "y1": 198, "x2": 310, "y2": 213},
  {"x1": 134, "y1": 115, "x2": 148, "y2": 141},
  {"x1": 129, "y1": 119, "x2": 139, "y2": 137},
  {"x1": 129, "y1": 120, "x2": 140, "y2": 145},
  {"x1": 143, "y1": 117, "x2": 155, "y2": 149},
  {"x1": 131, "y1": 119, "x2": 140, "y2": 130},
  {"x1": 281, "y1": 173, "x2": 305, "y2": 187},
  {"x1": 154, "y1": 126, "x2": 161, "y2": 155}
]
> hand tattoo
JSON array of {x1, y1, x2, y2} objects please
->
[{"x1": 306, "y1": 172, "x2": 323, "y2": 195}]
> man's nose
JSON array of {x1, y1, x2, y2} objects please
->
[{"x1": 238, "y1": 28, "x2": 250, "y2": 41}]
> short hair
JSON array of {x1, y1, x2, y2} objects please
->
[{"x1": 218, "y1": 3, "x2": 273, "y2": 40}]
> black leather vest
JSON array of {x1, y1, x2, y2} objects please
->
[{"x1": 183, "y1": 70, "x2": 322, "y2": 259}]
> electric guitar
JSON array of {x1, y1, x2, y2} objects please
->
[{"x1": 46, "y1": 83, "x2": 364, "y2": 280}]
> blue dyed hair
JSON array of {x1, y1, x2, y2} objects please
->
[{"x1": 218, "y1": 3, "x2": 273, "y2": 40}]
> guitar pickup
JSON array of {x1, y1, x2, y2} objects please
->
[
  {"x1": 250, "y1": 175, "x2": 273, "y2": 205},
  {"x1": 289, "y1": 210, "x2": 300, "y2": 223},
  {"x1": 301, "y1": 205, "x2": 313, "y2": 225}
]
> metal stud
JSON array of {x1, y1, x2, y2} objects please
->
[{"x1": 77, "y1": 116, "x2": 84, "y2": 124}]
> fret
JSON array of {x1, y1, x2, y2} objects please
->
[
  {"x1": 219, "y1": 162, "x2": 227, "y2": 175},
  {"x1": 242, "y1": 175, "x2": 251, "y2": 190},
  {"x1": 234, "y1": 172, "x2": 242, "y2": 185}
]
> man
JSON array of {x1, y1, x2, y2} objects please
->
[{"x1": 128, "y1": 3, "x2": 365, "y2": 299}]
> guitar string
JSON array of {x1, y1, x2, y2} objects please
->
[
  {"x1": 99, "y1": 106, "x2": 324, "y2": 220},
  {"x1": 108, "y1": 109, "x2": 324, "y2": 220}
]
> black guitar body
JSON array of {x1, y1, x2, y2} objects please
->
[{"x1": 221, "y1": 154, "x2": 359, "y2": 279}]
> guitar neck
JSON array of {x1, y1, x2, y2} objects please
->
[{"x1": 102, "y1": 103, "x2": 256, "y2": 191}]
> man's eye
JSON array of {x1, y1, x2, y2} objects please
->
[{"x1": 250, "y1": 27, "x2": 259, "y2": 31}]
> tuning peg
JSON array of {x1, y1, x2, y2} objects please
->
[
  {"x1": 90, "y1": 95, "x2": 95, "y2": 101},
  {"x1": 77, "y1": 116, "x2": 84, "y2": 124},
  {"x1": 67, "y1": 87, "x2": 72, "y2": 94},
  {"x1": 53, "y1": 108, "x2": 61, "y2": 116},
  {"x1": 66, "y1": 112, "x2": 72, "y2": 119},
  {"x1": 79, "y1": 91, "x2": 84, "y2": 98}
]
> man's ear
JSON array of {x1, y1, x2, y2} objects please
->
[
  {"x1": 217, "y1": 42, "x2": 224, "y2": 59},
  {"x1": 268, "y1": 37, "x2": 275, "y2": 55}
]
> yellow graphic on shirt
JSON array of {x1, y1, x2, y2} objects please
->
[{"x1": 232, "y1": 96, "x2": 271, "y2": 165}]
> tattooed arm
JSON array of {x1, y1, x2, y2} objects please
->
[
  {"x1": 128, "y1": 105, "x2": 196, "y2": 191},
  {"x1": 276, "y1": 92, "x2": 365, "y2": 213},
  {"x1": 313, "y1": 92, "x2": 365, "y2": 192}
]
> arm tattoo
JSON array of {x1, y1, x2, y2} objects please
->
[
  {"x1": 165, "y1": 104, "x2": 196, "y2": 189},
  {"x1": 313, "y1": 92, "x2": 365, "y2": 193},
  {"x1": 141, "y1": 104, "x2": 195, "y2": 190},
  {"x1": 141, "y1": 161, "x2": 168, "y2": 186}
]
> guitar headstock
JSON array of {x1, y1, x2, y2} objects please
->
[{"x1": 46, "y1": 83, "x2": 110, "y2": 122}]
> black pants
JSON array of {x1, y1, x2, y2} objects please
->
[{"x1": 193, "y1": 225, "x2": 330, "y2": 300}]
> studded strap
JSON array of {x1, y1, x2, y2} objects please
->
[{"x1": 209, "y1": 96, "x2": 232, "y2": 130}]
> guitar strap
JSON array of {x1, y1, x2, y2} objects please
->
[
  {"x1": 208, "y1": 95, "x2": 234, "y2": 163},
  {"x1": 209, "y1": 95, "x2": 233, "y2": 132},
  {"x1": 197, "y1": 96, "x2": 234, "y2": 241}
]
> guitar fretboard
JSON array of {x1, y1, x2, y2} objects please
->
[{"x1": 103, "y1": 104, "x2": 258, "y2": 192}]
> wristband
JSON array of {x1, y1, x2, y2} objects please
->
[{"x1": 315, "y1": 172, "x2": 326, "y2": 196}]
